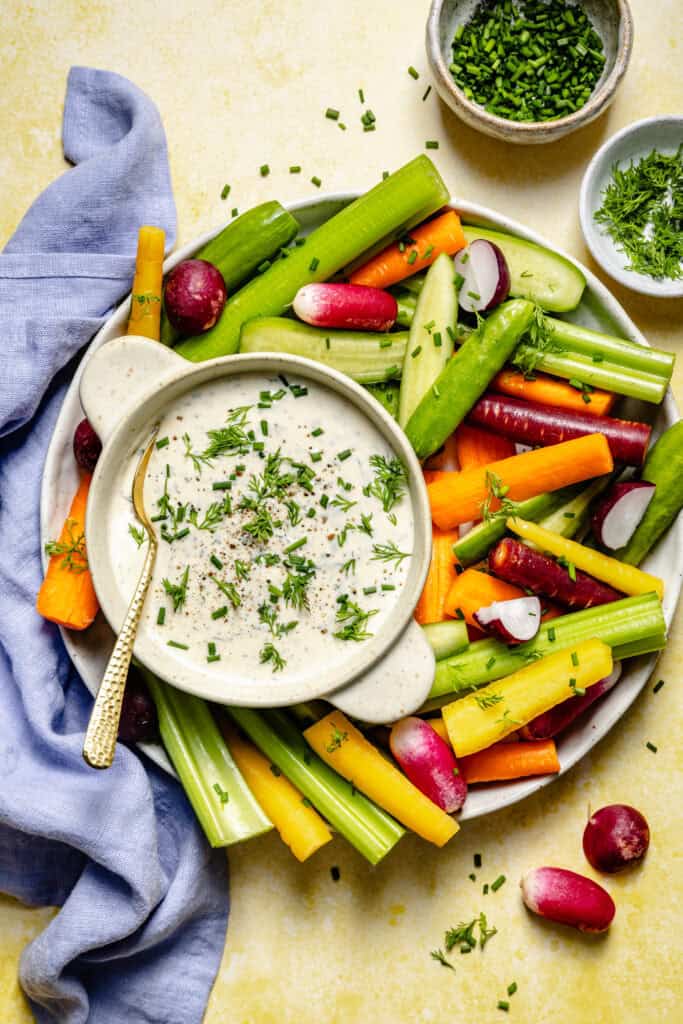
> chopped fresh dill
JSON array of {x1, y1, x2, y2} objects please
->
[
  {"x1": 45, "y1": 519, "x2": 88, "y2": 573},
  {"x1": 325, "y1": 725, "x2": 349, "y2": 753},
  {"x1": 333, "y1": 594, "x2": 378, "y2": 642},
  {"x1": 474, "y1": 692, "x2": 505, "y2": 711},
  {"x1": 212, "y1": 576, "x2": 241, "y2": 609},
  {"x1": 162, "y1": 566, "x2": 190, "y2": 612},
  {"x1": 370, "y1": 541, "x2": 411, "y2": 568},
  {"x1": 128, "y1": 523, "x2": 146, "y2": 548},
  {"x1": 365, "y1": 453, "x2": 408, "y2": 513},
  {"x1": 260, "y1": 642, "x2": 286, "y2": 672}
]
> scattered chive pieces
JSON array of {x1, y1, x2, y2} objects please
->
[
  {"x1": 213, "y1": 782, "x2": 229, "y2": 804},
  {"x1": 231, "y1": 207, "x2": 239, "y2": 218},
  {"x1": 157, "y1": 607, "x2": 166, "y2": 626},
  {"x1": 382, "y1": 170, "x2": 389, "y2": 180},
  {"x1": 330, "y1": 865, "x2": 341, "y2": 881},
  {"x1": 425, "y1": 140, "x2": 439, "y2": 149},
  {"x1": 491, "y1": 875, "x2": 506, "y2": 892},
  {"x1": 363, "y1": 586, "x2": 377, "y2": 595},
  {"x1": 210, "y1": 554, "x2": 223, "y2": 570},
  {"x1": 407, "y1": 250, "x2": 418, "y2": 265},
  {"x1": 211, "y1": 606, "x2": 228, "y2": 620},
  {"x1": 486, "y1": 656, "x2": 496, "y2": 670},
  {"x1": 422, "y1": 84, "x2": 432, "y2": 101},
  {"x1": 212, "y1": 481, "x2": 231, "y2": 491},
  {"x1": 338, "y1": 449, "x2": 352, "y2": 462},
  {"x1": 320, "y1": 494, "x2": 330, "y2": 508},
  {"x1": 259, "y1": 164, "x2": 270, "y2": 177},
  {"x1": 167, "y1": 640, "x2": 189, "y2": 650},
  {"x1": 289, "y1": 165, "x2": 301, "y2": 174},
  {"x1": 474, "y1": 853, "x2": 482, "y2": 868},
  {"x1": 284, "y1": 537, "x2": 307, "y2": 554},
  {"x1": 646, "y1": 741, "x2": 658, "y2": 753},
  {"x1": 571, "y1": 651, "x2": 579, "y2": 666},
  {"x1": 483, "y1": 883, "x2": 489, "y2": 894},
  {"x1": 309, "y1": 257, "x2": 320, "y2": 272},
  {"x1": 380, "y1": 338, "x2": 393, "y2": 348},
  {"x1": 507, "y1": 982, "x2": 517, "y2": 997},
  {"x1": 411, "y1": 345, "x2": 422, "y2": 358},
  {"x1": 358, "y1": 88, "x2": 365, "y2": 103},
  {"x1": 408, "y1": 65, "x2": 420, "y2": 79},
  {"x1": 312, "y1": 427, "x2": 324, "y2": 437},
  {"x1": 310, "y1": 451, "x2": 323, "y2": 463},
  {"x1": 338, "y1": 122, "x2": 347, "y2": 130},
  {"x1": 175, "y1": 528, "x2": 190, "y2": 541},
  {"x1": 653, "y1": 678, "x2": 666, "y2": 693},
  {"x1": 468, "y1": 872, "x2": 476, "y2": 882},
  {"x1": 497, "y1": 1002, "x2": 510, "y2": 1013},
  {"x1": 311, "y1": 176, "x2": 322, "y2": 188},
  {"x1": 155, "y1": 436, "x2": 170, "y2": 449},
  {"x1": 325, "y1": 107, "x2": 340, "y2": 120},
  {"x1": 208, "y1": 642, "x2": 216, "y2": 657},
  {"x1": 548, "y1": 626, "x2": 556, "y2": 643},
  {"x1": 381, "y1": 583, "x2": 396, "y2": 592}
]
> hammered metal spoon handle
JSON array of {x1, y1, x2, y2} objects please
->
[{"x1": 83, "y1": 431, "x2": 158, "y2": 768}]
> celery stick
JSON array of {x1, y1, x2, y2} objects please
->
[
  {"x1": 239, "y1": 317, "x2": 407, "y2": 382},
  {"x1": 547, "y1": 318, "x2": 675, "y2": 381},
  {"x1": 176, "y1": 156, "x2": 449, "y2": 360},
  {"x1": 452, "y1": 487, "x2": 582, "y2": 567},
  {"x1": 535, "y1": 475, "x2": 613, "y2": 539},
  {"x1": 429, "y1": 593, "x2": 666, "y2": 700},
  {"x1": 421, "y1": 620, "x2": 469, "y2": 661},
  {"x1": 160, "y1": 202, "x2": 299, "y2": 346},
  {"x1": 143, "y1": 671, "x2": 272, "y2": 847},
  {"x1": 514, "y1": 346, "x2": 668, "y2": 404},
  {"x1": 228, "y1": 708, "x2": 404, "y2": 865},
  {"x1": 365, "y1": 380, "x2": 400, "y2": 418}
]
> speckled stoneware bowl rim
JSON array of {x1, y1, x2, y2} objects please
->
[
  {"x1": 579, "y1": 115, "x2": 683, "y2": 297},
  {"x1": 426, "y1": 0, "x2": 634, "y2": 144},
  {"x1": 80, "y1": 343, "x2": 433, "y2": 711}
]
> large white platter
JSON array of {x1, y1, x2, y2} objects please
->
[{"x1": 41, "y1": 195, "x2": 683, "y2": 816}]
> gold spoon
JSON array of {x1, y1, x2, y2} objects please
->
[{"x1": 83, "y1": 427, "x2": 159, "y2": 768}]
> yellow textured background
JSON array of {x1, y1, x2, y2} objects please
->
[{"x1": 1, "y1": 2, "x2": 682, "y2": 1021}]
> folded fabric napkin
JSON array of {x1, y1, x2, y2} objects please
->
[{"x1": 0, "y1": 67, "x2": 229, "y2": 1024}]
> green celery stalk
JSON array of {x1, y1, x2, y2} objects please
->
[
  {"x1": 547, "y1": 318, "x2": 675, "y2": 381},
  {"x1": 535, "y1": 475, "x2": 613, "y2": 539},
  {"x1": 143, "y1": 671, "x2": 272, "y2": 847},
  {"x1": 428, "y1": 593, "x2": 666, "y2": 700},
  {"x1": 239, "y1": 317, "x2": 407, "y2": 382},
  {"x1": 228, "y1": 707, "x2": 404, "y2": 865},
  {"x1": 394, "y1": 291, "x2": 417, "y2": 327},
  {"x1": 365, "y1": 380, "x2": 400, "y2": 417},
  {"x1": 176, "y1": 156, "x2": 449, "y2": 360},
  {"x1": 420, "y1": 620, "x2": 469, "y2": 660},
  {"x1": 514, "y1": 346, "x2": 668, "y2": 404}
]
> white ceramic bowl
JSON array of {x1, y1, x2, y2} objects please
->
[
  {"x1": 580, "y1": 115, "x2": 683, "y2": 296},
  {"x1": 41, "y1": 193, "x2": 682, "y2": 818}
]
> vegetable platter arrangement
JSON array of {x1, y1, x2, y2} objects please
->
[{"x1": 38, "y1": 155, "x2": 681, "y2": 932}]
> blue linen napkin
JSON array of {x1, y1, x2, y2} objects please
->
[{"x1": 0, "y1": 67, "x2": 229, "y2": 1024}]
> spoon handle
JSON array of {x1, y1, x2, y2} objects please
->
[{"x1": 83, "y1": 539, "x2": 157, "y2": 769}]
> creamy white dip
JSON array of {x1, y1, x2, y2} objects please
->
[{"x1": 108, "y1": 371, "x2": 414, "y2": 685}]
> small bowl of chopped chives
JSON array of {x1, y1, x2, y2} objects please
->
[
  {"x1": 426, "y1": 0, "x2": 633, "y2": 144},
  {"x1": 580, "y1": 116, "x2": 683, "y2": 297}
]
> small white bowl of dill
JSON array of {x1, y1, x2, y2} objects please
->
[{"x1": 580, "y1": 115, "x2": 683, "y2": 297}]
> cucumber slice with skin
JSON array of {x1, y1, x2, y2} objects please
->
[
  {"x1": 617, "y1": 421, "x2": 683, "y2": 566},
  {"x1": 398, "y1": 253, "x2": 457, "y2": 429},
  {"x1": 462, "y1": 226, "x2": 586, "y2": 312},
  {"x1": 239, "y1": 317, "x2": 407, "y2": 383}
]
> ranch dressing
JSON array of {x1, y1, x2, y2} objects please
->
[{"x1": 108, "y1": 371, "x2": 414, "y2": 685}]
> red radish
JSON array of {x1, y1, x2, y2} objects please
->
[
  {"x1": 390, "y1": 716, "x2": 467, "y2": 813},
  {"x1": 474, "y1": 595, "x2": 541, "y2": 645},
  {"x1": 583, "y1": 804, "x2": 650, "y2": 874},
  {"x1": 468, "y1": 393, "x2": 652, "y2": 467},
  {"x1": 521, "y1": 663, "x2": 622, "y2": 740},
  {"x1": 73, "y1": 417, "x2": 101, "y2": 472},
  {"x1": 520, "y1": 866, "x2": 615, "y2": 933},
  {"x1": 163, "y1": 259, "x2": 227, "y2": 335},
  {"x1": 490, "y1": 538, "x2": 623, "y2": 610},
  {"x1": 293, "y1": 283, "x2": 397, "y2": 331},
  {"x1": 592, "y1": 481, "x2": 656, "y2": 550},
  {"x1": 454, "y1": 239, "x2": 510, "y2": 313}
]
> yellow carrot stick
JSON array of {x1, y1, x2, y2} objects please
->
[
  {"x1": 507, "y1": 517, "x2": 664, "y2": 600},
  {"x1": 222, "y1": 722, "x2": 332, "y2": 862},
  {"x1": 304, "y1": 712, "x2": 458, "y2": 847},
  {"x1": 126, "y1": 225, "x2": 165, "y2": 340},
  {"x1": 442, "y1": 638, "x2": 613, "y2": 757}
]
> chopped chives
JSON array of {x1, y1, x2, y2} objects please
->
[
  {"x1": 257, "y1": 259, "x2": 271, "y2": 274},
  {"x1": 474, "y1": 852, "x2": 482, "y2": 868},
  {"x1": 320, "y1": 494, "x2": 330, "y2": 508},
  {"x1": 507, "y1": 982, "x2": 517, "y2": 997},
  {"x1": 167, "y1": 640, "x2": 189, "y2": 650},
  {"x1": 548, "y1": 626, "x2": 556, "y2": 643},
  {"x1": 175, "y1": 528, "x2": 190, "y2": 541},
  {"x1": 306, "y1": 508, "x2": 316, "y2": 518},
  {"x1": 338, "y1": 449, "x2": 352, "y2": 461},
  {"x1": 646, "y1": 741, "x2": 658, "y2": 753},
  {"x1": 338, "y1": 122, "x2": 347, "y2": 130},
  {"x1": 211, "y1": 606, "x2": 228, "y2": 620},
  {"x1": 358, "y1": 88, "x2": 365, "y2": 103},
  {"x1": 411, "y1": 345, "x2": 422, "y2": 358},
  {"x1": 207, "y1": 654, "x2": 221, "y2": 664},
  {"x1": 309, "y1": 257, "x2": 320, "y2": 272},
  {"x1": 422, "y1": 85, "x2": 432, "y2": 101},
  {"x1": 408, "y1": 65, "x2": 419, "y2": 79},
  {"x1": 382, "y1": 170, "x2": 389, "y2": 180},
  {"x1": 423, "y1": 244, "x2": 434, "y2": 259},
  {"x1": 433, "y1": 331, "x2": 442, "y2": 347},
  {"x1": 325, "y1": 107, "x2": 340, "y2": 120},
  {"x1": 284, "y1": 537, "x2": 307, "y2": 554},
  {"x1": 231, "y1": 207, "x2": 239, "y2": 218},
  {"x1": 468, "y1": 872, "x2": 476, "y2": 882},
  {"x1": 289, "y1": 165, "x2": 301, "y2": 173},
  {"x1": 380, "y1": 338, "x2": 393, "y2": 348},
  {"x1": 220, "y1": 184, "x2": 231, "y2": 199},
  {"x1": 156, "y1": 436, "x2": 170, "y2": 449},
  {"x1": 310, "y1": 451, "x2": 323, "y2": 463},
  {"x1": 212, "y1": 481, "x2": 231, "y2": 491},
  {"x1": 483, "y1": 883, "x2": 489, "y2": 894},
  {"x1": 259, "y1": 164, "x2": 270, "y2": 177},
  {"x1": 312, "y1": 427, "x2": 324, "y2": 437},
  {"x1": 491, "y1": 875, "x2": 506, "y2": 892},
  {"x1": 157, "y1": 607, "x2": 166, "y2": 626},
  {"x1": 210, "y1": 554, "x2": 223, "y2": 570},
  {"x1": 407, "y1": 250, "x2": 418, "y2": 265},
  {"x1": 260, "y1": 419, "x2": 268, "y2": 436},
  {"x1": 208, "y1": 642, "x2": 217, "y2": 657},
  {"x1": 381, "y1": 583, "x2": 396, "y2": 591},
  {"x1": 425, "y1": 140, "x2": 439, "y2": 149},
  {"x1": 571, "y1": 650, "x2": 579, "y2": 666},
  {"x1": 497, "y1": 1002, "x2": 509, "y2": 1013},
  {"x1": 311, "y1": 176, "x2": 322, "y2": 188},
  {"x1": 363, "y1": 586, "x2": 377, "y2": 595},
  {"x1": 653, "y1": 678, "x2": 666, "y2": 693}
]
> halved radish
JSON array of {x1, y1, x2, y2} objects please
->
[
  {"x1": 293, "y1": 283, "x2": 397, "y2": 331},
  {"x1": 474, "y1": 595, "x2": 541, "y2": 645},
  {"x1": 592, "y1": 481, "x2": 656, "y2": 550},
  {"x1": 390, "y1": 716, "x2": 466, "y2": 813},
  {"x1": 454, "y1": 239, "x2": 511, "y2": 313}
]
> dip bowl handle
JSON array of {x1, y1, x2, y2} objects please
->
[
  {"x1": 327, "y1": 618, "x2": 435, "y2": 724},
  {"x1": 79, "y1": 336, "x2": 186, "y2": 445}
]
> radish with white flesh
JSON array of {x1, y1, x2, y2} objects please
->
[
  {"x1": 474, "y1": 596, "x2": 541, "y2": 645},
  {"x1": 592, "y1": 482, "x2": 656, "y2": 550},
  {"x1": 467, "y1": 393, "x2": 652, "y2": 467},
  {"x1": 490, "y1": 538, "x2": 623, "y2": 610},
  {"x1": 390, "y1": 717, "x2": 467, "y2": 813},
  {"x1": 454, "y1": 239, "x2": 510, "y2": 313},
  {"x1": 521, "y1": 663, "x2": 622, "y2": 740},
  {"x1": 293, "y1": 283, "x2": 397, "y2": 332},
  {"x1": 521, "y1": 866, "x2": 615, "y2": 933},
  {"x1": 583, "y1": 804, "x2": 650, "y2": 874},
  {"x1": 164, "y1": 259, "x2": 227, "y2": 336}
]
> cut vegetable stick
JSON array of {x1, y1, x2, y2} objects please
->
[
  {"x1": 444, "y1": 568, "x2": 525, "y2": 627},
  {"x1": 424, "y1": 432, "x2": 459, "y2": 471},
  {"x1": 421, "y1": 620, "x2": 470, "y2": 660},
  {"x1": 490, "y1": 538, "x2": 623, "y2": 609},
  {"x1": 415, "y1": 528, "x2": 461, "y2": 625},
  {"x1": 491, "y1": 369, "x2": 615, "y2": 416},
  {"x1": 222, "y1": 721, "x2": 332, "y2": 862},
  {"x1": 349, "y1": 209, "x2": 466, "y2": 289},
  {"x1": 468, "y1": 394, "x2": 651, "y2": 466},
  {"x1": 507, "y1": 518, "x2": 664, "y2": 600},
  {"x1": 442, "y1": 639, "x2": 613, "y2": 757},
  {"x1": 458, "y1": 739, "x2": 560, "y2": 783},
  {"x1": 36, "y1": 473, "x2": 99, "y2": 631},
  {"x1": 423, "y1": 469, "x2": 450, "y2": 486},
  {"x1": 304, "y1": 712, "x2": 458, "y2": 847},
  {"x1": 126, "y1": 225, "x2": 165, "y2": 340},
  {"x1": 455, "y1": 423, "x2": 516, "y2": 470},
  {"x1": 428, "y1": 433, "x2": 614, "y2": 530}
]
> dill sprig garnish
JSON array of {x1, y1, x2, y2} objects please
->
[
  {"x1": 188, "y1": 495, "x2": 232, "y2": 531},
  {"x1": 511, "y1": 306, "x2": 564, "y2": 379},
  {"x1": 260, "y1": 641, "x2": 286, "y2": 672},
  {"x1": 128, "y1": 523, "x2": 146, "y2": 548},
  {"x1": 212, "y1": 576, "x2": 241, "y2": 608},
  {"x1": 480, "y1": 470, "x2": 523, "y2": 524},
  {"x1": 282, "y1": 554, "x2": 316, "y2": 611},
  {"x1": 364, "y1": 454, "x2": 408, "y2": 513},
  {"x1": 333, "y1": 594, "x2": 378, "y2": 642},
  {"x1": 162, "y1": 566, "x2": 190, "y2": 612},
  {"x1": 45, "y1": 519, "x2": 88, "y2": 573},
  {"x1": 370, "y1": 540, "x2": 411, "y2": 568},
  {"x1": 474, "y1": 692, "x2": 504, "y2": 711}
]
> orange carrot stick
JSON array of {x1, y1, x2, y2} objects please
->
[
  {"x1": 428, "y1": 433, "x2": 614, "y2": 530},
  {"x1": 492, "y1": 369, "x2": 615, "y2": 416},
  {"x1": 349, "y1": 210, "x2": 466, "y2": 289},
  {"x1": 458, "y1": 739, "x2": 560, "y2": 784},
  {"x1": 455, "y1": 423, "x2": 515, "y2": 470},
  {"x1": 444, "y1": 568, "x2": 525, "y2": 626},
  {"x1": 36, "y1": 473, "x2": 99, "y2": 631},
  {"x1": 424, "y1": 432, "x2": 459, "y2": 471},
  {"x1": 423, "y1": 469, "x2": 450, "y2": 486},
  {"x1": 415, "y1": 528, "x2": 461, "y2": 625}
]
